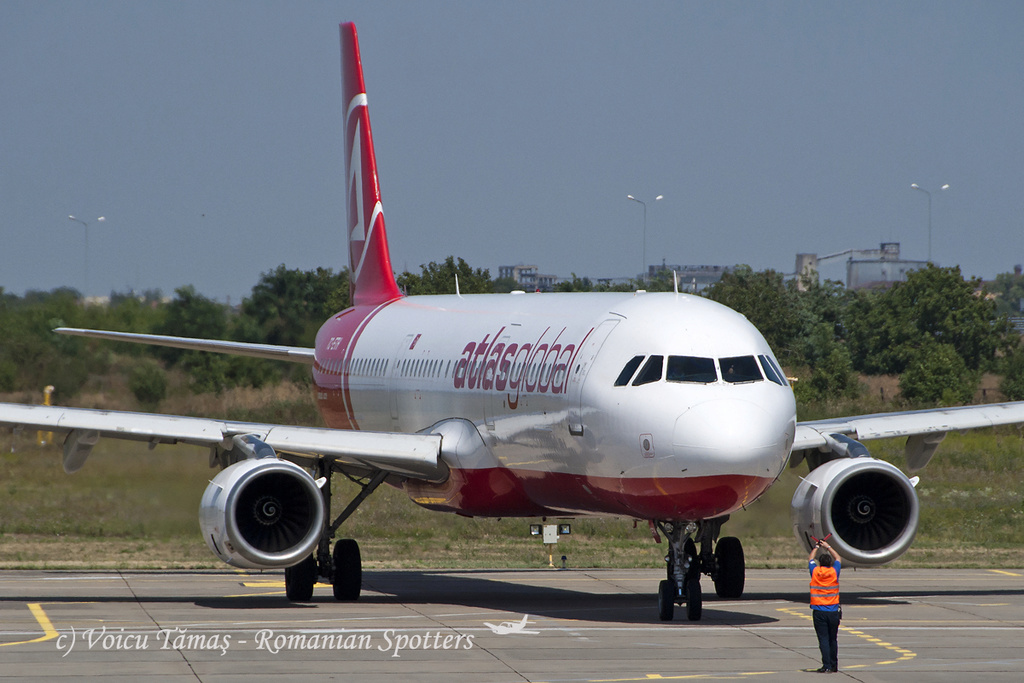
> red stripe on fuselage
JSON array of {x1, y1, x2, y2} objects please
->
[{"x1": 403, "y1": 467, "x2": 773, "y2": 519}]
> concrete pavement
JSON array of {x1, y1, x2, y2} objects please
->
[{"x1": 1, "y1": 567, "x2": 1022, "y2": 681}]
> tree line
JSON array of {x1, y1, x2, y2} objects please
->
[{"x1": 2, "y1": 258, "x2": 1023, "y2": 408}]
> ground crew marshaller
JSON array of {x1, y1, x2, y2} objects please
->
[{"x1": 808, "y1": 539, "x2": 841, "y2": 673}]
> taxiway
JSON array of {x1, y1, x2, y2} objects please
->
[{"x1": 1, "y1": 567, "x2": 1022, "y2": 681}]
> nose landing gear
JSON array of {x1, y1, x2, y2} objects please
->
[
  {"x1": 654, "y1": 519, "x2": 746, "y2": 621},
  {"x1": 657, "y1": 522, "x2": 702, "y2": 621}
]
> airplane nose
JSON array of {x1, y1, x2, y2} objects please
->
[{"x1": 672, "y1": 399, "x2": 791, "y2": 478}]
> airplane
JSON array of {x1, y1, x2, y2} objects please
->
[
  {"x1": 3, "y1": 22, "x2": 1024, "y2": 622},
  {"x1": 483, "y1": 615, "x2": 540, "y2": 635}
]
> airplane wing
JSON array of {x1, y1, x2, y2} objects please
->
[
  {"x1": 793, "y1": 401, "x2": 1024, "y2": 472},
  {"x1": 10, "y1": 329, "x2": 449, "y2": 480},
  {"x1": 55, "y1": 327, "x2": 315, "y2": 364},
  {"x1": 0, "y1": 402, "x2": 445, "y2": 481}
]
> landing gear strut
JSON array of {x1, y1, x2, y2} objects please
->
[
  {"x1": 283, "y1": 465, "x2": 386, "y2": 602},
  {"x1": 656, "y1": 522, "x2": 702, "y2": 621},
  {"x1": 653, "y1": 519, "x2": 746, "y2": 621}
]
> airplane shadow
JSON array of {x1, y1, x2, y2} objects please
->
[
  {"x1": 352, "y1": 568, "x2": 1024, "y2": 624},
  {"x1": 333, "y1": 569, "x2": 777, "y2": 625},
  {"x1": 4, "y1": 569, "x2": 1021, "y2": 626}
]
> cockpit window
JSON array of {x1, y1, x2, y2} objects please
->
[
  {"x1": 632, "y1": 355, "x2": 664, "y2": 386},
  {"x1": 667, "y1": 356, "x2": 718, "y2": 384},
  {"x1": 758, "y1": 354, "x2": 788, "y2": 386},
  {"x1": 719, "y1": 355, "x2": 763, "y2": 383},
  {"x1": 614, "y1": 355, "x2": 645, "y2": 386}
]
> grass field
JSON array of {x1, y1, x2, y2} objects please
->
[{"x1": 2, "y1": 382, "x2": 1023, "y2": 570}]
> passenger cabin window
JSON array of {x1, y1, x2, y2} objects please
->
[
  {"x1": 632, "y1": 355, "x2": 664, "y2": 386},
  {"x1": 667, "y1": 356, "x2": 718, "y2": 384},
  {"x1": 614, "y1": 356, "x2": 645, "y2": 386},
  {"x1": 720, "y1": 355, "x2": 763, "y2": 383},
  {"x1": 758, "y1": 354, "x2": 788, "y2": 386}
]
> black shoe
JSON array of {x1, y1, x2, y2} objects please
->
[{"x1": 815, "y1": 668, "x2": 834, "y2": 673}]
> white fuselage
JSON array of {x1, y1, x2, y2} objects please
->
[{"x1": 313, "y1": 291, "x2": 797, "y2": 521}]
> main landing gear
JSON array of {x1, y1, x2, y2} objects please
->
[
  {"x1": 284, "y1": 466, "x2": 387, "y2": 602},
  {"x1": 654, "y1": 519, "x2": 745, "y2": 621}
]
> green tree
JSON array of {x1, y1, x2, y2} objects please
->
[
  {"x1": 178, "y1": 353, "x2": 229, "y2": 395},
  {"x1": 845, "y1": 264, "x2": 1011, "y2": 376},
  {"x1": 999, "y1": 343, "x2": 1024, "y2": 401},
  {"x1": 793, "y1": 278, "x2": 852, "y2": 366},
  {"x1": 492, "y1": 276, "x2": 518, "y2": 293},
  {"x1": 643, "y1": 269, "x2": 678, "y2": 292},
  {"x1": 157, "y1": 286, "x2": 228, "y2": 342},
  {"x1": 129, "y1": 359, "x2": 167, "y2": 408},
  {"x1": 808, "y1": 344, "x2": 859, "y2": 400},
  {"x1": 0, "y1": 288, "x2": 96, "y2": 397},
  {"x1": 239, "y1": 265, "x2": 349, "y2": 347},
  {"x1": 397, "y1": 257, "x2": 492, "y2": 295},
  {"x1": 150, "y1": 286, "x2": 232, "y2": 390},
  {"x1": 899, "y1": 341, "x2": 979, "y2": 406},
  {"x1": 554, "y1": 273, "x2": 646, "y2": 293},
  {"x1": 703, "y1": 266, "x2": 803, "y2": 364},
  {"x1": 985, "y1": 267, "x2": 1024, "y2": 316},
  {"x1": 82, "y1": 290, "x2": 166, "y2": 357},
  {"x1": 554, "y1": 274, "x2": 596, "y2": 292}
]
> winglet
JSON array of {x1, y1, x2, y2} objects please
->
[{"x1": 340, "y1": 23, "x2": 402, "y2": 307}]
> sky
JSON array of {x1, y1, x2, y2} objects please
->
[{"x1": 2, "y1": 1, "x2": 1023, "y2": 302}]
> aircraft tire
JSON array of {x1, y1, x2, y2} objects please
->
[
  {"x1": 332, "y1": 538, "x2": 362, "y2": 601},
  {"x1": 685, "y1": 577, "x2": 702, "y2": 621},
  {"x1": 713, "y1": 536, "x2": 745, "y2": 599},
  {"x1": 657, "y1": 579, "x2": 675, "y2": 621},
  {"x1": 285, "y1": 554, "x2": 317, "y2": 602}
]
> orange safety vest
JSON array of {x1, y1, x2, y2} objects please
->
[{"x1": 809, "y1": 566, "x2": 840, "y2": 607}]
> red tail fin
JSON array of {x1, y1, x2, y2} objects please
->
[{"x1": 340, "y1": 23, "x2": 402, "y2": 307}]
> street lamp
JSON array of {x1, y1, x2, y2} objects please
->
[
  {"x1": 627, "y1": 194, "x2": 663, "y2": 280},
  {"x1": 68, "y1": 214, "x2": 105, "y2": 297},
  {"x1": 910, "y1": 184, "x2": 949, "y2": 263}
]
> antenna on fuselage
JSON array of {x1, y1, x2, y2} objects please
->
[
  {"x1": 455, "y1": 273, "x2": 462, "y2": 297},
  {"x1": 673, "y1": 270, "x2": 679, "y2": 295}
]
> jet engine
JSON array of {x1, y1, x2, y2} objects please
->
[
  {"x1": 791, "y1": 456, "x2": 919, "y2": 566},
  {"x1": 199, "y1": 457, "x2": 325, "y2": 569}
]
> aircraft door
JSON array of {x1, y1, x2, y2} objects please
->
[{"x1": 567, "y1": 319, "x2": 619, "y2": 435}]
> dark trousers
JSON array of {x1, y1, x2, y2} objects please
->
[{"x1": 812, "y1": 609, "x2": 840, "y2": 670}]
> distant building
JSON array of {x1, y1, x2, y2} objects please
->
[
  {"x1": 594, "y1": 277, "x2": 636, "y2": 288},
  {"x1": 648, "y1": 262, "x2": 731, "y2": 292},
  {"x1": 796, "y1": 243, "x2": 927, "y2": 290},
  {"x1": 498, "y1": 264, "x2": 558, "y2": 291}
]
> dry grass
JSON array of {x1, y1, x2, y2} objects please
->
[
  {"x1": 855, "y1": 372, "x2": 1007, "y2": 405},
  {"x1": 160, "y1": 381, "x2": 319, "y2": 421},
  {"x1": 0, "y1": 535, "x2": 216, "y2": 570}
]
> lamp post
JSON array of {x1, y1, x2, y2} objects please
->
[
  {"x1": 910, "y1": 184, "x2": 949, "y2": 263},
  {"x1": 68, "y1": 215, "x2": 105, "y2": 297},
  {"x1": 627, "y1": 194, "x2": 663, "y2": 281}
]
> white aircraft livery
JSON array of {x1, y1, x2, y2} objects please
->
[{"x1": 3, "y1": 22, "x2": 1024, "y2": 621}]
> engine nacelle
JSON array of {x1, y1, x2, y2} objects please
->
[
  {"x1": 791, "y1": 457, "x2": 919, "y2": 566},
  {"x1": 199, "y1": 458, "x2": 325, "y2": 569}
]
